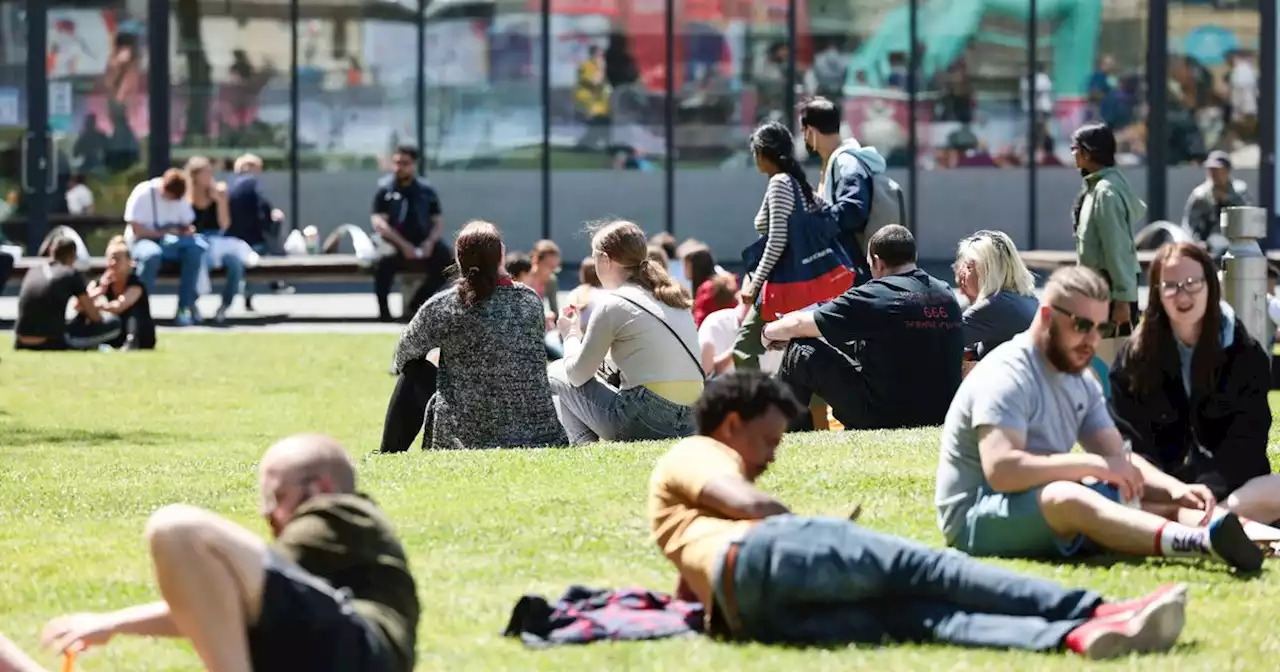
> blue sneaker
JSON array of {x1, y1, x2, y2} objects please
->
[{"x1": 174, "y1": 313, "x2": 195, "y2": 327}]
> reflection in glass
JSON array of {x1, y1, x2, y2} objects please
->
[
  {"x1": 1170, "y1": 0, "x2": 1261, "y2": 167},
  {"x1": 45, "y1": 4, "x2": 150, "y2": 221}
]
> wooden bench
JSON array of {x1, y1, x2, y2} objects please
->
[
  {"x1": 10, "y1": 253, "x2": 370, "y2": 285},
  {"x1": 5, "y1": 223, "x2": 386, "y2": 287}
]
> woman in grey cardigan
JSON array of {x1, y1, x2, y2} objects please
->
[{"x1": 381, "y1": 220, "x2": 566, "y2": 451}]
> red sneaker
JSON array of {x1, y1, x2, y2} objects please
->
[
  {"x1": 1092, "y1": 583, "x2": 1189, "y2": 619},
  {"x1": 1066, "y1": 583, "x2": 1187, "y2": 660}
]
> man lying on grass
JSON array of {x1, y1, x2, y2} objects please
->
[
  {"x1": 649, "y1": 370, "x2": 1188, "y2": 659},
  {"x1": 935, "y1": 266, "x2": 1268, "y2": 571},
  {"x1": 37, "y1": 433, "x2": 419, "y2": 672}
]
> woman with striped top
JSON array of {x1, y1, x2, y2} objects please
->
[{"x1": 732, "y1": 121, "x2": 824, "y2": 370}]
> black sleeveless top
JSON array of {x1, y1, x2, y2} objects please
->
[
  {"x1": 106, "y1": 273, "x2": 156, "y2": 349},
  {"x1": 192, "y1": 200, "x2": 220, "y2": 233}
]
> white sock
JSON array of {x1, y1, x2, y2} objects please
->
[{"x1": 1157, "y1": 522, "x2": 1215, "y2": 559}]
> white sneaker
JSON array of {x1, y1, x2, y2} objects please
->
[{"x1": 215, "y1": 306, "x2": 229, "y2": 325}]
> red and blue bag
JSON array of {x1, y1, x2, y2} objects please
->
[{"x1": 742, "y1": 179, "x2": 856, "y2": 321}]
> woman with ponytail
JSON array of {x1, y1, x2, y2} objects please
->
[
  {"x1": 382, "y1": 220, "x2": 566, "y2": 451},
  {"x1": 732, "y1": 120, "x2": 826, "y2": 370},
  {"x1": 549, "y1": 220, "x2": 702, "y2": 444}
]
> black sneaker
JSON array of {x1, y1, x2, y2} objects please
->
[{"x1": 1209, "y1": 513, "x2": 1265, "y2": 571}]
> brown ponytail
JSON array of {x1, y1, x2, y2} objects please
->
[
  {"x1": 454, "y1": 220, "x2": 504, "y2": 307},
  {"x1": 591, "y1": 220, "x2": 692, "y2": 309}
]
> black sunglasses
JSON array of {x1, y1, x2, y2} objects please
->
[{"x1": 1051, "y1": 305, "x2": 1115, "y2": 338}]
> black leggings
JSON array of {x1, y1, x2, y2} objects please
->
[{"x1": 379, "y1": 359, "x2": 439, "y2": 453}]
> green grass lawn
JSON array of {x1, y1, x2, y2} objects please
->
[{"x1": 2, "y1": 334, "x2": 1279, "y2": 671}]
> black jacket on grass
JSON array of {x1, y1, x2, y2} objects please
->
[{"x1": 1108, "y1": 314, "x2": 1272, "y2": 496}]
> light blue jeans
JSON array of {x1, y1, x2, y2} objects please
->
[
  {"x1": 131, "y1": 234, "x2": 208, "y2": 312},
  {"x1": 546, "y1": 361, "x2": 694, "y2": 445},
  {"x1": 203, "y1": 232, "x2": 247, "y2": 307},
  {"x1": 720, "y1": 516, "x2": 1101, "y2": 649}
]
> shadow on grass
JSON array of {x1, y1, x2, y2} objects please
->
[
  {"x1": 1044, "y1": 552, "x2": 1266, "y2": 579},
  {"x1": 3, "y1": 425, "x2": 191, "y2": 448}
]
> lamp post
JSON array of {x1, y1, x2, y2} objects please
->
[{"x1": 1220, "y1": 206, "x2": 1270, "y2": 346}]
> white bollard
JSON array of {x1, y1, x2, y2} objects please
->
[{"x1": 1219, "y1": 206, "x2": 1269, "y2": 346}]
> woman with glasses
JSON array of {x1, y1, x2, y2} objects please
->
[
  {"x1": 1110, "y1": 242, "x2": 1280, "y2": 528},
  {"x1": 954, "y1": 229, "x2": 1038, "y2": 362}
]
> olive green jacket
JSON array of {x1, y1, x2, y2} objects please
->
[{"x1": 1075, "y1": 166, "x2": 1146, "y2": 302}]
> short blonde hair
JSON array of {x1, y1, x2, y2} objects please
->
[
  {"x1": 234, "y1": 153, "x2": 263, "y2": 173},
  {"x1": 106, "y1": 235, "x2": 131, "y2": 260},
  {"x1": 955, "y1": 230, "x2": 1036, "y2": 302},
  {"x1": 1045, "y1": 265, "x2": 1110, "y2": 303}
]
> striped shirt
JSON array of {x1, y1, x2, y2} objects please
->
[{"x1": 745, "y1": 173, "x2": 817, "y2": 296}]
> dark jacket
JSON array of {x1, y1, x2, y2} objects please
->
[
  {"x1": 227, "y1": 174, "x2": 277, "y2": 248},
  {"x1": 1108, "y1": 312, "x2": 1272, "y2": 494}
]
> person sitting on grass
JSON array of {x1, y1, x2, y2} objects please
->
[
  {"x1": 649, "y1": 371, "x2": 1188, "y2": 659},
  {"x1": 1110, "y1": 243, "x2": 1280, "y2": 530},
  {"x1": 39, "y1": 433, "x2": 419, "y2": 672},
  {"x1": 565, "y1": 255, "x2": 602, "y2": 327},
  {"x1": 506, "y1": 251, "x2": 564, "y2": 362},
  {"x1": 762, "y1": 225, "x2": 963, "y2": 431},
  {"x1": 528, "y1": 240, "x2": 562, "y2": 316},
  {"x1": 84, "y1": 236, "x2": 156, "y2": 350},
  {"x1": 13, "y1": 237, "x2": 120, "y2": 351},
  {"x1": 953, "y1": 229, "x2": 1039, "y2": 368},
  {"x1": 549, "y1": 220, "x2": 702, "y2": 444},
  {"x1": 383, "y1": 221, "x2": 566, "y2": 451},
  {"x1": 934, "y1": 265, "x2": 1265, "y2": 571},
  {"x1": 686, "y1": 245, "x2": 737, "y2": 328}
]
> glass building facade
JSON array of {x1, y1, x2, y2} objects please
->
[{"x1": 0, "y1": 0, "x2": 1274, "y2": 259}]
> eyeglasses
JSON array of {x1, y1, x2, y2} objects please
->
[
  {"x1": 1051, "y1": 305, "x2": 1115, "y2": 337},
  {"x1": 1159, "y1": 276, "x2": 1206, "y2": 297}
]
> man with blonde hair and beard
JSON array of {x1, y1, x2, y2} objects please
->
[
  {"x1": 38, "y1": 434, "x2": 419, "y2": 672},
  {"x1": 934, "y1": 266, "x2": 1264, "y2": 571}
]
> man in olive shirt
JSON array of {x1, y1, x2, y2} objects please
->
[
  {"x1": 41, "y1": 434, "x2": 419, "y2": 672},
  {"x1": 649, "y1": 372, "x2": 1189, "y2": 659}
]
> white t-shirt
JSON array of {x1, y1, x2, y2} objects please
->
[
  {"x1": 697, "y1": 307, "x2": 781, "y2": 375},
  {"x1": 1230, "y1": 60, "x2": 1258, "y2": 117},
  {"x1": 65, "y1": 183, "x2": 94, "y2": 215},
  {"x1": 122, "y1": 178, "x2": 196, "y2": 243}
]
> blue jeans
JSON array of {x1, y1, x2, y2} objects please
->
[
  {"x1": 205, "y1": 232, "x2": 246, "y2": 306},
  {"x1": 720, "y1": 516, "x2": 1100, "y2": 650},
  {"x1": 547, "y1": 361, "x2": 694, "y2": 444},
  {"x1": 132, "y1": 234, "x2": 209, "y2": 312}
]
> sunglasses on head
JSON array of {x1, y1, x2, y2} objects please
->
[
  {"x1": 1051, "y1": 305, "x2": 1115, "y2": 337},
  {"x1": 1159, "y1": 276, "x2": 1206, "y2": 297}
]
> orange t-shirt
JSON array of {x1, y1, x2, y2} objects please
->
[{"x1": 647, "y1": 436, "x2": 758, "y2": 610}]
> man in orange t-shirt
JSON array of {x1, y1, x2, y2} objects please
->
[{"x1": 647, "y1": 372, "x2": 1192, "y2": 660}]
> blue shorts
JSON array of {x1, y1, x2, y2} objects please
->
[{"x1": 955, "y1": 481, "x2": 1123, "y2": 558}]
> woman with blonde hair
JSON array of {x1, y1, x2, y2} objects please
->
[
  {"x1": 85, "y1": 235, "x2": 156, "y2": 349},
  {"x1": 549, "y1": 220, "x2": 702, "y2": 444},
  {"x1": 185, "y1": 156, "x2": 246, "y2": 323},
  {"x1": 953, "y1": 229, "x2": 1039, "y2": 360}
]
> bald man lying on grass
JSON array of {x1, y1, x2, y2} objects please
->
[{"x1": 4, "y1": 434, "x2": 419, "y2": 672}]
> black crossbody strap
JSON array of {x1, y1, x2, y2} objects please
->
[{"x1": 613, "y1": 291, "x2": 707, "y2": 381}]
